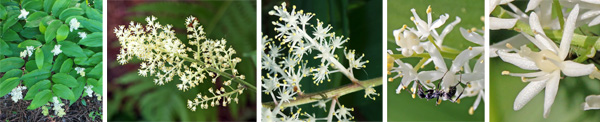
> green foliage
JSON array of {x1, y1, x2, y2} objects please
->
[{"x1": 0, "y1": 0, "x2": 103, "y2": 115}]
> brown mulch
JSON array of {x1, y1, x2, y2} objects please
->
[{"x1": 0, "y1": 92, "x2": 102, "y2": 122}]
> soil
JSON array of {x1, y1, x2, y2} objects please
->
[{"x1": 0, "y1": 93, "x2": 102, "y2": 122}]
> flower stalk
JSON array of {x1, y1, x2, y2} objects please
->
[{"x1": 262, "y1": 77, "x2": 382, "y2": 109}]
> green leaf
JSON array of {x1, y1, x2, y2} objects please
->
[
  {"x1": 3, "y1": 15, "x2": 18, "y2": 33},
  {"x1": 24, "y1": 11, "x2": 48, "y2": 28},
  {"x1": 56, "y1": 24, "x2": 69, "y2": 42},
  {"x1": 0, "y1": 39, "x2": 10, "y2": 55},
  {"x1": 79, "y1": 19, "x2": 102, "y2": 32},
  {"x1": 52, "y1": 54, "x2": 67, "y2": 72},
  {"x1": 18, "y1": 40, "x2": 42, "y2": 48},
  {"x1": 51, "y1": 0, "x2": 70, "y2": 18},
  {"x1": 0, "y1": 57, "x2": 25, "y2": 72},
  {"x1": 0, "y1": 69, "x2": 22, "y2": 82},
  {"x1": 22, "y1": 0, "x2": 43, "y2": 11},
  {"x1": 35, "y1": 48, "x2": 44, "y2": 69},
  {"x1": 45, "y1": 20, "x2": 62, "y2": 43},
  {"x1": 52, "y1": 84, "x2": 74, "y2": 100},
  {"x1": 19, "y1": 27, "x2": 40, "y2": 39},
  {"x1": 24, "y1": 80, "x2": 51, "y2": 100},
  {"x1": 43, "y1": 0, "x2": 55, "y2": 12},
  {"x1": 59, "y1": 7, "x2": 84, "y2": 21},
  {"x1": 88, "y1": 63, "x2": 102, "y2": 79},
  {"x1": 27, "y1": 89, "x2": 52, "y2": 110},
  {"x1": 2, "y1": 29, "x2": 21, "y2": 42},
  {"x1": 25, "y1": 60, "x2": 38, "y2": 72},
  {"x1": 51, "y1": 73, "x2": 78, "y2": 87},
  {"x1": 0, "y1": 77, "x2": 20, "y2": 97},
  {"x1": 94, "y1": 0, "x2": 102, "y2": 10},
  {"x1": 60, "y1": 58, "x2": 73, "y2": 73},
  {"x1": 59, "y1": 41, "x2": 86, "y2": 57},
  {"x1": 0, "y1": 5, "x2": 6, "y2": 20},
  {"x1": 21, "y1": 69, "x2": 51, "y2": 87},
  {"x1": 70, "y1": 77, "x2": 85, "y2": 105},
  {"x1": 84, "y1": 6, "x2": 102, "y2": 21},
  {"x1": 78, "y1": 32, "x2": 101, "y2": 47},
  {"x1": 39, "y1": 20, "x2": 47, "y2": 34}
]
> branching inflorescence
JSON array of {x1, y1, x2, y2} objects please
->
[
  {"x1": 115, "y1": 16, "x2": 254, "y2": 111},
  {"x1": 388, "y1": 5, "x2": 485, "y2": 115},
  {"x1": 262, "y1": 2, "x2": 380, "y2": 122}
]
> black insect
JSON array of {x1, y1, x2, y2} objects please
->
[{"x1": 412, "y1": 72, "x2": 464, "y2": 105}]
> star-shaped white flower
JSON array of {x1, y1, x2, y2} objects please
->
[
  {"x1": 69, "y1": 18, "x2": 81, "y2": 32},
  {"x1": 51, "y1": 44, "x2": 62, "y2": 56},
  {"x1": 498, "y1": 5, "x2": 595, "y2": 118},
  {"x1": 18, "y1": 9, "x2": 29, "y2": 20},
  {"x1": 78, "y1": 32, "x2": 87, "y2": 39},
  {"x1": 409, "y1": 5, "x2": 449, "y2": 40},
  {"x1": 75, "y1": 67, "x2": 86, "y2": 77},
  {"x1": 393, "y1": 25, "x2": 424, "y2": 57}
]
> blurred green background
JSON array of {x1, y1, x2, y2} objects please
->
[
  {"x1": 490, "y1": 2, "x2": 600, "y2": 122},
  {"x1": 387, "y1": 0, "x2": 484, "y2": 121},
  {"x1": 261, "y1": 0, "x2": 383, "y2": 121},
  {"x1": 107, "y1": 0, "x2": 256, "y2": 121}
]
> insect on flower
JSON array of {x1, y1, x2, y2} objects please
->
[{"x1": 411, "y1": 71, "x2": 465, "y2": 105}]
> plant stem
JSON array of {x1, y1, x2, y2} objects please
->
[
  {"x1": 413, "y1": 57, "x2": 430, "y2": 72},
  {"x1": 552, "y1": 0, "x2": 565, "y2": 30},
  {"x1": 262, "y1": 77, "x2": 382, "y2": 108},
  {"x1": 170, "y1": 51, "x2": 257, "y2": 91},
  {"x1": 326, "y1": 98, "x2": 337, "y2": 122}
]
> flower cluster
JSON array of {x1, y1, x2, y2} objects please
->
[
  {"x1": 262, "y1": 2, "x2": 375, "y2": 122},
  {"x1": 115, "y1": 15, "x2": 247, "y2": 111},
  {"x1": 19, "y1": 46, "x2": 35, "y2": 58},
  {"x1": 51, "y1": 97, "x2": 66, "y2": 117},
  {"x1": 388, "y1": 5, "x2": 485, "y2": 115},
  {"x1": 10, "y1": 86, "x2": 27, "y2": 103},
  {"x1": 491, "y1": 0, "x2": 600, "y2": 118}
]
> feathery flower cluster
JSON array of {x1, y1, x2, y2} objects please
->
[
  {"x1": 69, "y1": 18, "x2": 80, "y2": 32},
  {"x1": 491, "y1": 0, "x2": 600, "y2": 118},
  {"x1": 10, "y1": 86, "x2": 27, "y2": 103},
  {"x1": 262, "y1": 2, "x2": 375, "y2": 122},
  {"x1": 20, "y1": 46, "x2": 35, "y2": 58},
  {"x1": 84, "y1": 85, "x2": 94, "y2": 97},
  {"x1": 51, "y1": 97, "x2": 66, "y2": 117},
  {"x1": 389, "y1": 5, "x2": 485, "y2": 115},
  {"x1": 115, "y1": 15, "x2": 246, "y2": 111},
  {"x1": 51, "y1": 44, "x2": 62, "y2": 56}
]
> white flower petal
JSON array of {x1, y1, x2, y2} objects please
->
[
  {"x1": 580, "y1": 10, "x2": 600, "y2": 20},
  {"x1": 514, "y1": 79, "x2": 546, "y2": 110},
  {"x1": 582, "y1": 0, "x2": 600, "y2": 4},
  {"x1": 417, "y1": 71, "x2": 444, "y2": 85},
  {"x1": 525, "y1": 0, "x2": 543, "y2": 12},
  {"x1": 589, "y1": 16, "x2": 600, "y2": 26},
  {"x1": 430, "y1": 14, "x2": 448, "y2": 29},
  {"x1": 497, "y1": 50, "x2": 539, "y2": 70},
  {"x1": 424, "y1": 43, "x2": 448, "y2": 72},
  {"x1": 490, "y1": 34, "x2": 529, "y2": 57},
  {"x1": 583, "y1": 95, "x2": 600, "y2": 110},
  {"x1": 459, "y1": 28, "x2": 484, "y2": 45},
  {"x1": 543, "y1": 71, "x2": 560, "y2": 118},
  {"x1": 533, "y1": 34, "x2": 559, "y2": 53},
  {"x1": 506, "y1": 71, "x2": 547, "y2": 77},
  {"x1": 561, "y1": 61, "x2": 595, "y2": 76},
  {"x1": 529, "y1": 12, "x2": 546, "y2": 36},
  {"x1": 450, "y1": 47, "x2": 483, "y2": 72},
  {"x1": 559, "y1": 4, "x2": 579, "y2": 60},
  {"x1": 490, "y1": 17, "x2": 518, "y2": 30}
]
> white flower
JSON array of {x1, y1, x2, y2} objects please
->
[
  {"x1": 84, "y1": 85, "x2": 94, "y2": 97},
  {"x1": 10, "y1": 86, "x2": 26, "y2": 103},
  {"x1": 51, "y1": 97, "x2": 66, "y2": 117},
  {"x1": 51, "y1": 44, "x2": 62, "y2": 56},
  {"x1": 18, "y1": 9, "x2": 29, "y2": 20},
  {"x1": 409, "y1": 5, "x2": 449, "y2": 40},
  {"x1": 69, "y1": 18, "x2": 80, "y2": 32},
  {"x1": 20, "y1": 46, "x2": 36, "y2": 58},
  {"x1": 498, "y1": 5, "x2": 594, "y2": 118},
  {"x1": 75, "y1": 67, "x2": 85, "y2": 77},
  {"x1": 583, "y1": 95, "x2": 600, "y2": 110},
  {"x1": 78, "y1": 32, "x2": 87, "y2": 39},
  {"x1": 393, "y1": 25, "x2": 423, "y2": 57},
  {"x1": 312, "y1": 99, "x2": 331, "y2": 111}
]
